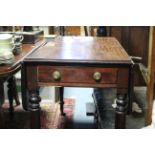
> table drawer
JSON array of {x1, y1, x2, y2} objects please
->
[{"x1": 38, "y1": 66, "x2": 117, "y2": 84}]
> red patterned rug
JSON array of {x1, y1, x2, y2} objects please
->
[
  {"x1": 0, "y1": 98, "x2": 75, "y2": 129},
  {"x1": 41, "y1": 98, "x2": 75, "y2": 129}
]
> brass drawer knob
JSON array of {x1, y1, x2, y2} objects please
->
[
  {"x1": 52, "y1": 71, "x2": 61, "y2": 80},
  {"x1": 93, "y1": 72, "x2": 102, "y2": 81}
]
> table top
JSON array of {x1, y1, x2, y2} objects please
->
[
  {"x1": 24, "y1": 36, "x2": 132, "y2": 66},
  {"x1": 0, "y1": 40, "x2": 46, "y2": 76}
]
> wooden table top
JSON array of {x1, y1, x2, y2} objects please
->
[
  {"x1": 0, "y1": 40, "x2": 46, "y2": 76},
  {"x1": 25, "y1": 36, "x2": 131, "y2": 65}
]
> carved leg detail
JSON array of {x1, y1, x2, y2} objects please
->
[
  {"x1": 29, "y1": 92, "x2": 41, "y2": 129},
  {"x1": 115, "y1": 94, "x2": 127, "y2": 129},
  {"x1": 59, "y1": 87, "x2": 65, "y2": 116}
]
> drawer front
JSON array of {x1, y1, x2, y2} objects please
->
[{"x1": 38, "y1": 66, "x2": 117, "y2": 84}]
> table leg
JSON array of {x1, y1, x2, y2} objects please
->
[
  {"x1": 59, "y1": 87, "x2": 65, "y2": 115},
  {"x1": 0, "y1": 80, "x2": 4, "y2": 105},
  {"x1": 12, "y1": 77, "x2": 20, "y2": 106},
  {"x1": 127, "y1": 65, "x2": 134, "y2": 114},
  {"x1": 115, "y1": 93, "x2": 127, "y2": 129},
  {"x1": 7, "y1": 76, "x2": 20, "y2": 118},
  {"x1": 0, "y1": 81, "x2": 5, "y2": 128},
  {"x1": 7, "y1": 76, "x2": 14, "y2": 117},
  {"x1": 29, "y1": 91, "x2": 41, "y2": 129}
]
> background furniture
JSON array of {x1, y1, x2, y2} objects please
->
[
  {"x1": 0, "y1": 40, "x2": 46, "y2": 126},
  {"x1": 108, "y1": 26, "x2": 149, "y2": 86},
  {"x1": 90, "y1": 26, "x2": 149, "y2": 86},
  {"x1": 107, "y1": 26, "x2": 155, "y2": 126}
]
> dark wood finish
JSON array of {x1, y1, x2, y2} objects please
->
[
  {"x1": 0, "y1": 40, "x2": 46, "y2": 120},
  {"x1": 21, "y1": 62, "x2": 29, "y2": 110},
  {"x1": 109, "y1": 26, "x2": 150, "y2": 86},
  {"x1": 7, "y1": 76, "x2": 20, "y2": 117},
  {"x1": 29, "y1": 92, "x2": 41, "y2": 129},
  {"x1": 26, "y1": 37, "x2": 130, "y2": 63},
  {"x1": 117, "y1": 68, "x2": 129, "y2": 88},
  {"x1": 59, "y1": 26, "x2": 65, "y2": 115},
  {"x1": 59, "y1": 87, "x2": 65, "y2": 115},
  {"x1": 128, "y1": 64, "x2": 134, "y2": 114},
  {"x1": 0, "y1": 40, "x2": 46, "y2": 75},
  {"x1": 115, "y1": 93, "x2": 127, "y2": 129},
  {"x1": 48, "y1": 26, "x2": 55, "y2": 34},
  {"x1": 38, "y1": 66, "x2": 117, "y2": 85},
  {"x1": 22, "y1": 36, "x2": 132, "y2": 129},
  {"x1": 27, "y1": 66, "x2": 41, "y2": 129}
]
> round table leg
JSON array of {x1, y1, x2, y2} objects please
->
[
  {"x1": 29, "y1": 91, "x2": 41, "y2": 129},
  {"x1": 115, "y1": 94, "x2": 127, "y2": 129}
]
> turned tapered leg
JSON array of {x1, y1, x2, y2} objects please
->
[
  {"x1": 59, "y1": 87, "x2": 65, "y2": 115},
  {"x1": 29, "y1": 91, "x2": 41, "y2": 129},
  {"x1": 115, "y1": 94, "x2": 127, "y2": 129}
]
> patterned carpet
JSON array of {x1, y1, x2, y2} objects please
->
[{"x1": 0, "y1": 98, "x2": 75, "y2": 129}]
